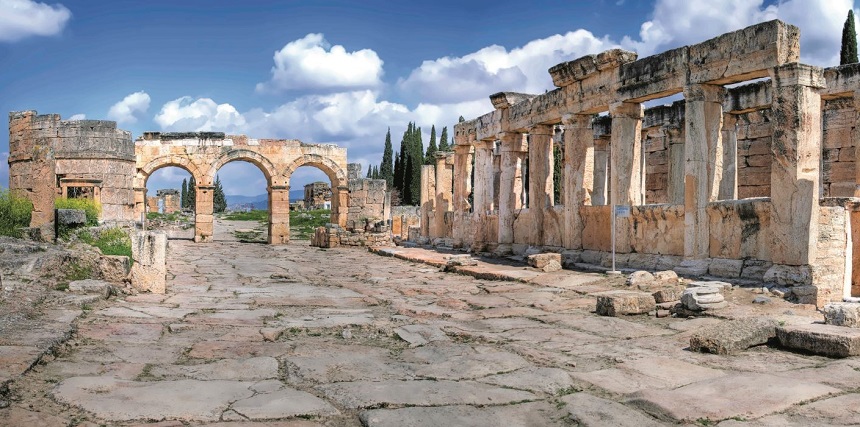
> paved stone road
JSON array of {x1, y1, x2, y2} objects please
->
[{"x1": 3, "y1": 221, "x2": 860, "y2": 426}]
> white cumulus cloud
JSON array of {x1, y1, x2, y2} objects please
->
[
  {"x1": 67, "y1": 113, "x2": 85, "y2": 120},
  {"x1": 256, "y1": 33, "x2": 384, "y2": 93},
  {"x1": 107, "y1": 91, "x2": 150, "y2": 125},
  {"x1": 0, "y1": 0, "x2": 71, "y2": 42},
  {"x1": 399, "y1": 30, "x2": 614, "y2": 103},
  {"x1": 154, "y1": 96, "x2": 246, "y2": 132}
]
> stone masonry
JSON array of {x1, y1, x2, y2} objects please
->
[{"x1": 420, "y1": 20, "x2": 860, "y2": 306}]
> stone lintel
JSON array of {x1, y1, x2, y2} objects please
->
[
  {"x1": 561, "y1": 113, "x2": 592, "y2": 129},
  {"x1": 454, "y1": 132, "x2": 477, "y2": 146},
  {"x1": 490, "y1": 92, "x2": 538, "y2": 109},
  {"x1": 723, "y1": 80, "x2": 772, "y2": 114},
  {"x1": 528, "y1": 124, "x2": 553, "y2": 136},
  {"x1": 549, "y1": 49, "x2": 637, "y2": 88},
  {"x1": 609, "y1": 101, "x2": 644, "y2": 119},
  {"x1": 769, "y1": 63, "x2": 826, "y2": 89},
  {"x1": 684, "y1": 84, "x2": 726, "y2": 103},
  {"x1": 498, "y1": 132, "x2": 528, "y2": 152}
]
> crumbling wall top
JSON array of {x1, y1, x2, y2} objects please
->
[{"x1": 549, "y1": 48, "x2": 637, "y2": 88}]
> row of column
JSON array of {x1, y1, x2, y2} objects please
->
[{"x1": 449, "y1": 63, "x2": 822, "y2": 265}]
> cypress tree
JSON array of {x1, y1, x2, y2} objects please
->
[
  {"x1": 403, "y1": 155, "x2": 413, "y2": 205},
  {"x1": 425, "y1": 125, "x2": 437, "y2": 165},
  {"x1": 180, "y1": 178, "x2": 188, "y2": 209},
  {"x1": 842, "y1": 10, "x2": 859, "y2": 65},
  {"x1": 366, "y1": 164, "x2": 372, "y2": 178},
  {"x1": 438, "y1": 126, "x2": 449, "y2": 151},
  {"x1": 380, "y1": 128, "x2": 394, "y2": 187},
  {"x1": 409, "y1": 126, "x2": 423, "y2": 205},
  {"x1": 393, "y1": 151, "x2": 403, "y2": 194},
  {"x1": 187, "y1": 176, "x2": 197, "y2": 212},
  {"x1": 372, "y1": 165, "x2": 379, "y2": 179},
  {"x1": 398, "y1": 128, "x2": 410, "y2": 193},
  {"x1": 213, "y1": 174, "x2": 227, "y2": 213}
]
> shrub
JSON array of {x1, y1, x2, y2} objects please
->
[
  {"x1": 76, "y1": 227, "x2": 132, "y2": 259},
  {"x1": 55, "y1": 197, "x2": 100, "y2": 226},
  {"x1": 0, "y1": 189, "x2": 34, "y2": 237}
]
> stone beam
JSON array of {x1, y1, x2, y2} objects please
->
[
  {"x1": 490, "y1": 92, "x2": 539, "y2": 109},
  {"x1": 549, "y1": 49, "x2": 637, "y2": 88},
  {"x1": 723, "y1": 81, "x2": 772, "y2": 114},
  {"x1": 823, "y1": 64, "x2": 860, "y2": 99}
]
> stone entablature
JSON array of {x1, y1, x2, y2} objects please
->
[{"x1": 423, "y1": 20, "x2": 860, "y2": 306}]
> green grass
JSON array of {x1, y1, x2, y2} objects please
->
[
  {"x1": 147, "y1": 211, "x2": 183, "y2": 221},
  {"x1": 0, "y1": 189, "x2": 33, "y2": 237},
  {"x1": 290, "y1": 209, "x2": 330, "y2": 240},
  {"x1": 55, "y1": 197, "x2": 100, "y2": 226},
  {"x1": 76, "y1": 227, "x2": 133, "y2": 259},
  {"x1": 224, "y1": 209, "x2": 269, "y2": 223}
]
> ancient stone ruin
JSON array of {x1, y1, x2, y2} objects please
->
[
  {"x1": 303, "y1": 181, "x2": 332, "y2": 210},
  {"x1": 146, "y1": 189, "x2": 181, "y2": 214},
  {"x1": 419, "y1": 20, "x2": 860, "y2": 307}
]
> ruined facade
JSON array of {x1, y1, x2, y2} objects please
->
[
  {"x1": 303, "y1": 181, "x2": 332, "y2": 210},
  {"x1": 146, "y1": 189, "x2": 181, "y2": 214},
  {"x1": 422, "y1": 20, "x2": 860, "y2": 306},
  {"x1": 8, "y1": 111, "x2": 136, "y2": 228}
]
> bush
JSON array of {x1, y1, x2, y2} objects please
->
[
  {"x1": 0, "y1": 189, "x2": 34, "y2": 237},
  {"x1": 55, "y1": 197, "x2": 100, "y2": 226},
  {"x1": 224, "y1": 209, "x2": 269, "y2": 223}
]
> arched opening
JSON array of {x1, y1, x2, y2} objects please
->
[
  {"x1": 143, "y1": 165, "x2": 195, "y2": 239},
  {"x1": 212, "y1": 160, "x2": 269, "y2": 243},
  {"x1": 287, "y1": 165, "x2": 334, "y2": 242}
]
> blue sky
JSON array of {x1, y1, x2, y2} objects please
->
[{"x1": 0, "y1": 0, "x2": 854, "y2": 196}]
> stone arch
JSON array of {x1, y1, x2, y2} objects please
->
[
  {"x1": 209, "y1": 149, "x2": 278, "y2": 185},
  {"x1": 138, "y1": 155, "x2": 204, "y2": 186},
  {"x1": 283, "y1": 154, "x2": 348, "y2": 187}
]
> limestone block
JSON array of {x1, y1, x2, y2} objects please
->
[
  {"x1": 98, "y1": 255, "x2": 130, "y2": 283},
  {"x1": 689, "y1": 318, "x2": 777, "y2": 355},
  {"x1": 740, "y1": 259, "x2": 773, "y2": 280},
  {"x1": 652, "y1": 286, "x2": 685, "y2": 303},
  {"x1": 675, "y1": 259, "x2": 710, "y2": 277},
  {"x1": 653, "y1": 270, "x2": 679, "y2": 286},
  {"x1": 57, "y1": 209, "x2": 86, "y2": 225},
  {"x1": 594, "y1": 290, "x2": 656, "y2": 316},
  {"x1": 708, "y1": 258, "x2": 743, "y2": 278},
  {"x1": 527, "y1": 253, "x2": 561, "y2": 272},
  {"x1": 130, "y1": 231, "x2": 167, "y2": 294},
  {"x1": 680, "y1": 287, "x2": 726, "y2": 311},
  {"x1": 777, "y1": 324, "x2": 860, "y2": 358},
  {"x1": 823, "y1": 303, "x2": 860, "y2": 328},
  {"x1": 626, "y1": 271, "x2": 655, "y2": 288},
  {"x1": 447, "y1": 255, "x2": 478, "y2": 267},
  {"x1": 68, "y1": 279, "x2": 112, "y2": 299},
  {"x1": 763, "y1": 264, "x2": 812, "y2": 286}
]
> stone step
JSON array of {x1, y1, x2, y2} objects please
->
[{"x1": 776, "y1": 323, "x2": 860, "y2": 358}]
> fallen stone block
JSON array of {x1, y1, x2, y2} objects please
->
[
  {"x1": 594, "y1": 290, "x2": 656, "y2": 316},
  {"x1": 527, "y1": 253, "x2": 562, "y2": 272},
  {"x1": 626, "y1": 271, "x2": 654, "y2": 287},
  {"x1": 98, "y1": 255, "x2": 130, "y2": 283},
  {"x1": 680, "y1": 287, "x2": 726, "y2": 311},
  {"x1": 652, "y1": 286, "x2": 684, "y2": 303},
  {"x1": 260, "y1": 328, "x2": 283, "y2": 342},
  {"x1": 68, "y1": 279, "x2": 112, "y2": 299},
  {"x1": 777, "y1": 324, "x2": 860, "y2": 358},
  {"x1": 689, "y1": 318, "x2": 777, "y2": 354},
  {"x1": 708, "y1": 258, "x2": 743, "y2": 278},
  {"x1": 653, "y1": 270, "x2": 679, "y2": 286},
  {"x1": 675, "y1": 259, "x2": 709, "y2": 277},
  {"x1": 823, "y1": 303, "x2": 860, "y2": 328},
  {"x1": 56, "y1": 209, "x2": 86, "y2": 226}
]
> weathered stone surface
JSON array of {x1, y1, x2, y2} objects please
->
[
  {"x1": 130, "y1": 231, "x2": 167, "y2": 293},
  {"x1": 394, "y1": 324, "x2": 450, "y2": 347},
  {"x1": 652, "y1": 286, "x2": 684, "y2": 303},
  {"x1": 562, "y1": 392, "x2": 665, "y2": 427},
  {"x1": 56, "y1": 209, "x2": 86, "y2": 225},
  {"x1": 777, "y1": 324, "x2": 860, "y2": 357},
  {"x1": 689, "y1": 318, "x2": 777, "y2": 354},
  {"x1": 527, "y1": 253, "x2": 562, "y2": 272},
  {"x1": 447, "y1": 254, "x2": 477, "y2": 266},
  {"x1": 626, "y1": 271, "x2": 655, "y2": 287},
  {"x1": 477, "y1": 366, "x2": 577, "y2": 395},
  {"x1": 594, "y1": 290, "x2": 656, "y2": 316},
  {"x1": 680, "y1": 286, "x2": 726, "y2": 311},
  {"x1": 627, "y1": 373, "x2": 838, "y2": 422},
  {"x1": 359, "y1": 402, "x2": 565, "y2": 427},
  {"x1": 823, "y1": 302, "x2": 860, "y2": 327},
  {"x1": 98, "y1": 255, "x2": 130, "y2": 283},
  {"x1": 317, "y1": 380, "x2": 537, "y2": 409},
  {"x1": 652, "y1": 270, "x2": 679, "y2": 285},
  {"x1": 68, "y1": 279, "x2": 112, "y2": 298},
  {"x1": 52, "y1": 377, "x2": 256, "y2": 422},
  {"x1": 230, "y1": 385, "x2": 340, "y2": 420}
]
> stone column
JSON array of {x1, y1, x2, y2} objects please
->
[
  {"x1": 420, "y1": 165, "x2": 436, "y2": 237},
  {"x1": 592, "y1": 136, "x2": 610, "y2": 206},
  {"x1": 562, "y1": 114, "x2": 594, "y2": 249},
  {"x1": 666, "y1": 128, "x2": 685, "y2": 205},
  {"x1": 497, "y1": 132, "x2": 527, "y2": 253},
  {"x1": 134, "y1": 186, "x2": 147, "y2": 222},
  {"x1": 269, "y1": 185, "x2": 290, "y2": 244},
  {"x1": 853, "y1": 90, "x2": 860, "y2": 198},
  {"x1": 684, "y1": 83, "x2": 725, "y2": 259},
  {"x1": 609, "y1": 101, "x2": 644, "y2": 252},
  {"x1": 194, "y1": 184, "x2": 215, "y2": 243},
  {"x1": 528, "y1": 124, "x2": 553, "y2": 246},
  {"x1": 452, "y1": 144, "x2": 474, "y2": 212},
  {"x1": 472, "y1": 140, "x2": 495, "y2": 213},
  {"x1": 769, "y1": 63, "x2": 824, "y2": 266},
  {"x1": 720, "y1": 113, "x2": 738, "y2": 200},
  {"x1": 434, "y1": 152, "x2": 455, "y2": 239},
  {"x1": 332, "y1": 186, "x2": 348, "y2": 228}
]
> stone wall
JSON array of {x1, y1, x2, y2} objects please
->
[
  {"x1": 8, "y1": 111, "x2": 136, "y2": 228},
  {"x1": 310, "y1": 224, "x2": 392, "y2": 248},
  {"x1": 346, "y1": 176, "x2": 387, "y2": 226},
  {"x1": 822, "y1": 98, "x2": 855, "y2": 197},
  {"x1": 303, "y1": 181, "x2": 332, "y2": 209},
  {"x1": 391, "y1": 206, "x2": 420, "y2": 239}
]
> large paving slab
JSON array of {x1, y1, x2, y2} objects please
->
[
  {"x1": 359, "y1": 402, "x2": 567, "y2": 427},
  {"x1": 317, "y1": 379, "x2": 539, "y2": 409}
]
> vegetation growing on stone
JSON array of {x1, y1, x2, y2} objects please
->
[
  {"x1": 76, "y1": 227, "x2": 133, "y2": 259},
  {"x1": 55, "y1": 197, "x2": 100, "y2": 226}
]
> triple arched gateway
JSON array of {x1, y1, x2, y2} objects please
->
[{"x1": 134, "y1": 131, "x2": 348, "y2": 244}]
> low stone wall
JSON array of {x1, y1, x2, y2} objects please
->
[
  {"x1": 311, "y1": 224, "x2": 393, "y2": 248},
  {"x1": 130, "y1": 231, "x2": 167, "y2": 294}
]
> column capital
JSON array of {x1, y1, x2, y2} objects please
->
[
  {"x1": 473, "y1": 139, "x2": 495, "y2": 150},
  {"x1": 453, "y1": 144, "x2": 474, "y2": 154},
  {"x1": 769, "y1": 63, "x2": 825, "y2": 89},
  {"x1": 528, "y1": 123, "x2": 553, "y2": 136},
  {"x1": 609, "y1": 101, "x2": 643, "y2": 118},
  {"x1": 561, "y1": 113, "x2": 592, "y2": 128},
  {"x1": 684, "y1": 83, "x2": 726, "y2": 103},
  {"x1": 498, "y1": 131, "x2": 528, "y2": 152}
]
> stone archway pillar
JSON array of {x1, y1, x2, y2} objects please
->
[
  {"x1": 269, "y1": 185, "x2": 290, "y2": 244},
  {"x1": 195, "y1": 185, "x2": 215, "y2": 243},
  {"x1": 134, "y1": 187, "x2": 147, "y2": 223},
  {"x1": 332, "y1": 186, "x2": 348, "y2": 227}
]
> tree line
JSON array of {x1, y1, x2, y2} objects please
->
[{"x1": 180, "y1": 175, "x2": 227, "y2": 213}]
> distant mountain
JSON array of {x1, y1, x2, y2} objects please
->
[{"x1": 225, "y1": 190, "x2": 305, "y2": 211}]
